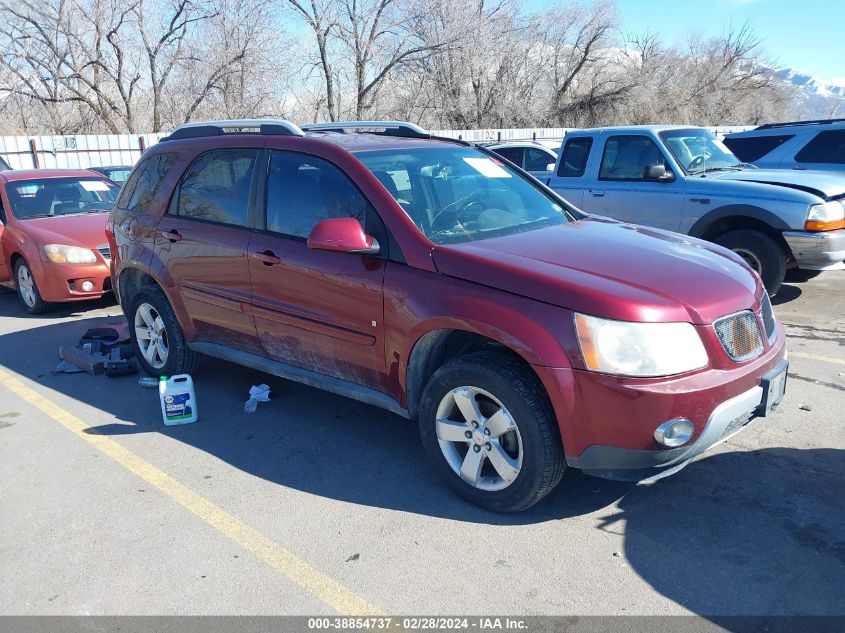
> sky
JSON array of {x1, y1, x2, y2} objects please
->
[{"x1": 527, "y1": 0, "x2": 845, "y2": 80}]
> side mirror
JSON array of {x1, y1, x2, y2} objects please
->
[
  {"x1": 307, "y1": 217, "x2": 380, "y2": 255},
  {"x1": 645, "y1": 164, "x2": 673, "y2": 181},
  {"x1": 546, "y1": 163, "x2": 556, "y2": 172}
]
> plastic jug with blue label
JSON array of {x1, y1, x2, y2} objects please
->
[{"x1": 159, "y1": 374, "x2": 198, "y2": 426}]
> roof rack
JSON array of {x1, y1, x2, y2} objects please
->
[
  {"x1": 162, "y1": 119, "x2": 304, "y2": 141},
  {"x1": 300, "y1": 120, "x2": 430, "y2": 139},
  {"x1": 755, "y1": 118, "x2": 845, "y2": 130}
]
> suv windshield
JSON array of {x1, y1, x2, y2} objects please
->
[
  {"x1": 659, "y1": 129, "x2": 743, "y2": 175},
  {"x1": 5, "y1": 177, "x2": 119, "y2": 220},
  {"x1": 355, "y1": 146, "x2": 573, "y2": 244}
]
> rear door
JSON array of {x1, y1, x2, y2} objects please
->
[
  {"x1": 547, "y1": 135, "x2": 594, "y2": 207},
  {"x1": 580, "y1": 133, "x2": 683, "y2": 231},
  {"x1": 248, "y1": 150, "x2": 387, "y2": 391},
  {"x1": 792, "y1": 130, "x2": 845, "y2": 172},
  {"x1": 153, "y1": 147, "x2": 263, "y2": 354}
]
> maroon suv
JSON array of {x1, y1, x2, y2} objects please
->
[{"x1": 107, "y1": 120, "x2": 788, "y2": 512}]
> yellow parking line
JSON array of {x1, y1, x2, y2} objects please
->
[
  {"x1": 790, "y1": 351, "x2": 845, "y2": 366},
  {"x1": 0, "y1": 368, "x2": 381, "y2": 616}
]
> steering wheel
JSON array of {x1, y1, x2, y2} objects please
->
[
  {"x1": 687, "y1": 155, "x2": 706, "y2": 171},
  {"x1": 430, "y1": 191, "x2": 485, "y2": 233}
]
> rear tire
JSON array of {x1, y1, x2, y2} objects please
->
[
  {"x1": 128, "y1": 285, "x2": 199, "y2": 377},
  {"x1": 14, "y1": 259, "x2": 54, "y2": 314},
  {"x1": 714, "y1": 229, "x2": 786, "y2": 296},
  {"x1": 418, "y1": 351, "x2": 565, "y2": 512}
]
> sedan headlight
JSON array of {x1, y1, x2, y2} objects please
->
[
  {"x1": 574, "y1": 313, "x2": 708, "y2": 377},
  {"x1": 43, "y1": 244, "x2": 98, "y2": 264},
  {"x1": 806, "y1": 200, "x2": 845, "y2": 231}
]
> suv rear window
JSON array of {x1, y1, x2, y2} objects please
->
[
  {"x1": 176, "y1": 149, "x2": 257, "y2": 227},
  {"x1": 795, "y1": 130, "x2": 845, "y2": 164},
  {"x1": 117, "y1": 152, "x2": 177, "y2": 212},
  {"x1": 723, "y1": 135, "x2": 794, "y2": 162},
  {"x1": 557, "y1": 137, "x2": 592, "y2": 177}
]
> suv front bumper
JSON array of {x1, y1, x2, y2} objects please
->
[
  {"x1": 565, "y1": 358, "x2": 788, "y2": 481},
  {"x1": 783, "y1": 229, "x2": 845, "y2": 270}
]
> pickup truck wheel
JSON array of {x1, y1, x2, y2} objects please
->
[
  {"x1": 14, "y1": 259, "x2": 54, "y2": 314},
  {"x1": 418, "y1": 351, "x2": 565, "y2": 512},
  {"x1": 714, "y1": 230, "x2": 786, "y2": 296},
  {"x1": 129, "y1": 285, "x2": 199, "y2": 377}
]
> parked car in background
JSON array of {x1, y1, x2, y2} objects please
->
[
  {"x1": 724, "y1": 119, "x2": 845, "y2": 173},
  {"x1": 90, "y1": 165, "x2": 133, "y2": 185},
  {"x1": 0, "y1": 169, "x2": 120, "y2": 313},
  {"x1": 483, "y1": 141, "x2": 558, "y2": 180},
  {"x1": 109, "y1": 119, "x2": 787, "y2": 512},
  {"x1": 546, "y1": 125, "x2": 845, "y2": 295}
]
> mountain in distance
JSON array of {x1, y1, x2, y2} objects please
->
[{"x1": 770, "y1": 67, "x2": 845, "y2": 118}]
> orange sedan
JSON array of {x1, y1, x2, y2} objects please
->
[{"x1": 0, "y1": 169, "x2": 121, "y2": 313}]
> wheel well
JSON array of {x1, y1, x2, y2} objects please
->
[
  {"x1": 405, "y1": 329, "x2": 536, "y2": 419},
  {"x1": 9, "y1": 252, "x2": 23, "y2": 271},
  {"x1": 697, "y1": 216, "x2": 789, "y2": 255},
  {"x1": 118, "y1": 268, "x2": 158, "y2": 309}
]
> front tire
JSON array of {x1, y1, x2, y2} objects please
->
[
  {"x1": 714, "y1": 229, "x2": 786, "y2": 296},
  {"x1": 14, "y1": 259, "x2": 54, "y2": 314},
  {"x1": 128, "y1": 285, "x2": 199, "y2": 377},
  {"x1": 418, "y1": 352, "x2": 565, "y2": 512}
]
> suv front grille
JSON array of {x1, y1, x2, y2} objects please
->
[
  {"x1": 97, "y1": 245, "x2": 111, "y2": 260},
  {"x1": 714, "y1": 311, "x2": 763, "y2": 361},
  {"x1": 760, "y1": 292, "x2": 776, "y2": 342}
]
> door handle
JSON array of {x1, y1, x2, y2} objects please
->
[
  {"x1": 161, "y1": 229, "x2": 182, "y2": 242},
  {"x1": 252, "y1": 250, "x2": 281, "y2": 266},
  {"x1": 591, "y1": 190, "x2": 605, "y2": 197}
]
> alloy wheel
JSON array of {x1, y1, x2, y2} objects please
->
[
  {"x1": 134, "y1": 302, "x2": 170, "y2": 369},
  {"x1": 435, "y1": 385, "x2": 523, "y2": 492},
  {"x1": 16, "y1": 264, "x2": 37, "y2": 308}
]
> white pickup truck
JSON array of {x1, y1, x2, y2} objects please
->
[{"x1": 544, "y1": 125, "x2": 845, "y2": 294}]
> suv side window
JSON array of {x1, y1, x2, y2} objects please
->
[
  {"x1": 524, "y1": 148, "x2": 553, "y2": 171},
  {"x1": 117, "y1": 152, "x2": 177, "y2": 212},
  {"x1": 494, "y1": 147, "x2": 524, "y2": 167},
  {"x1": 795, "y1": 130, "x2": 845, "y2": 164},
  {"x1": 265, "y1": 151, "x2": 370, "y2": 239},
  {"x1": 557, "y1": 137, "x2": 592, "y2": 177},
  {"x1": 723, "y1": 135, "x2": 794, "y2": 162},
  {"x1": 176, "y1": 149, "x2": 257, "y2": 227},
  {"x1": 599, "y1": 135, "x2": 669, "y2": 181}
]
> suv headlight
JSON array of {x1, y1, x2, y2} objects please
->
[
  {"x1": 574, "y1": 313, "x2": 708, "y2": 377},
  {"x1": 806, "y1": 200, "x2": 845, "y2": 231},
  {"x1": 43, "y1": 244, "x2": 98, "y2": 264}
]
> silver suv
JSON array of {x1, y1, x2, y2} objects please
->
[{"x1": 724, "y1": 119, "x2": 845, "y2": 173}]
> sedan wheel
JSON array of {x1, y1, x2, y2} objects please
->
[
  {"x1": 16, "y1": 263, "x2": 37, "y2": 308},
  {"x1": 134, "y1": 302, "x2": 170, "y2": 370}
]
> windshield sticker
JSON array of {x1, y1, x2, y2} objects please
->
[
  {"x1": 463, "y1": 157, "x2": 512, "y2": 178},
  {"x1": 80, "y1": 180, "x2": 111, "y2": 192}
]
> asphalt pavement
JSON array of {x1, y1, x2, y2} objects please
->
[{"x1": 0, "y1": 272, "x2": 843, "y2": 618}]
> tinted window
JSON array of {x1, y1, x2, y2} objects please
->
[
  {"x1": 599, "y1": 135, "x2": 669, "y2": 180},
  {"x1": 266, "y1": 151, "x2": 369, "y2": 238},
  {"x1": 525, "y1": 148, "x2": 554, "y2": 171},
  {"x1": 795, "y1": 130, "x2": 845, "y2": 164},
  {"x1": 117, "y1": 153, "x2": 178, "y2": 212},
  {"x1": 723, "y1": 135, "x2": 794, "y2": 162},
  {"x1": 492, "y1": 147, "x2": 523, "y2": 167},
  {"x1": 177, "y1": 149, "x2": 257, "y2": 226},
  {"x1": 6, "y1": 178, "x2": 119, "y2": 220},
  {"x1": 557, "y1": 137, "x2": 592, "y2": 177}
]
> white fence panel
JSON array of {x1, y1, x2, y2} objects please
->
[{"x1": 0, "y1": 126, "x2": 757, "y2": 171}]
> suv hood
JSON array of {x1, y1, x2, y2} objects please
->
[
  {"x1": 432, "y1": 217, "x2": 763, "y2": 325},
  {"x1": 17, "y1": 212, "x2": 109, "y2": 249},
  {"x1": 706, "y1": 168, "x2": 845, "y2": 200}
]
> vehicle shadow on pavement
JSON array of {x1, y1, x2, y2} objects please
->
[{"x1": 1, "y1": 298, "x2": 842, "y2": 617}]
